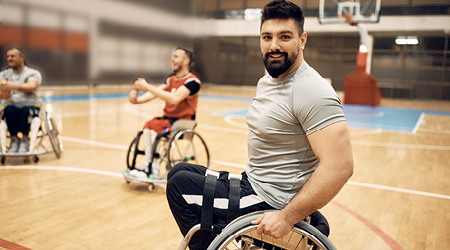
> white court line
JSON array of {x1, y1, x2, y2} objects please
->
[
  {"x1": 412, "y1": 112, "x2": 425, "y2": 134},
  {"x1": 347, "y1": 181, "x2": 450, "y2": 200},
  {"x1": 224, "y1": 115, "x2": 248, "y2": 129},
  {"x1": 1, "y1": 164, "x2": 448, "y2": 200},
  {"x1": 197, "y1": 124, "x2": 248, "y2": 134},
  {"x1": 0, "y1": 165, "x2": 123, "y2": 178},
  {"x1": 124, "y1": 103, "x2": 154, "y2": 119},
  {"x1": 350, "y1": 140, "x2": 450, "y2": 150},
  {"x1": 60, "y1": 109, "x2": 121, "y2": 118},
  {"x1": 60, "y1": 136, "x2": 129, "y2": 150}
]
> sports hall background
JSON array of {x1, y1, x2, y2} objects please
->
[{"x1": 0, "y1": 0, "x2": 449, "y2": 100}]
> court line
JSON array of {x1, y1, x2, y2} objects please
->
[
  {"x1": 56, "y1": 136, "x2": 450, "y2": 200},
  {"x1": 331, "y1": 201, "x2": 404, "y2": 250},
  {"x1": 350, "y1": 140, "x2": 450, "y2": 150},
  {"x1": 412, "y1": 112, "x2": 425, "y2": 134},
  {"x1": 0, "y1": 238, "x2": 32, "y2": 250},
  {"x1": 0, "y1": 164, "x2": 406, "y2": 250},
  {"x1": 60, "y1": 136, "x2": 129, "y2": 150}
]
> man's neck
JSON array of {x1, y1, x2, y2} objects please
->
[
  {"x1": 12, "y1": 65, "x2": 25, "y2": 74},
  {"x1": 175, "y1": 69, "x2": 190, "y2": 78}
]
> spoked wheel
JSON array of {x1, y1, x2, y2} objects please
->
[
  {"x1": 151, "y1": 135, "x2": 170, "y2": 178},
  {"x1": 167, "y1": 129, "x2": 210, "y2": 170},
  {"x1": 126, "y1": 131, "x2": 144, "y2": 170},
  {"x1": 207, "y1": 212, "x2": 336, "y2": 250},
  {"x1": 43, "y1": 111, "x2": 63, "y2": 158}
]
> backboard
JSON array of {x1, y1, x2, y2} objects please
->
[{"x1": 319, "y1": 0, "x2": 380, "y2": 24}]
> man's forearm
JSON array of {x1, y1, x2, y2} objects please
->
[
  {"x1": 280, "y1": 161, "x2": 353, "y2": 226},
  {"x1": 7, "y1": 81, "x2": 39, "y2": 94}
]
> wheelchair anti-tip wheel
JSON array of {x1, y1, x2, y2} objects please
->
[{"x1": 207, "y1": 211, "x2": 337, "y2": 250}]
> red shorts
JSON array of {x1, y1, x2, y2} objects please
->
[{"x1": 143, "y1": 118, "x2": 172, "y2": 134}]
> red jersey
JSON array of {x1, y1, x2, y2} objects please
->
[{"x1": 163, "y1": 73, "x2": 201, "y2": 119}]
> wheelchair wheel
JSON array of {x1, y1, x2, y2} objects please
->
[
  {"x1": 43, "y1": 111, "x2": 63, "y2": 159},
  {"x1": 166, "y1": 129, "x2": 210, "y2": 170},
  {"x1": 126, "y1": 131, "x2": 144, "y2": 170},
  {"x1": 151, "y1": 134, "x2": 170, "y2": 177},
  {"x1": 207, "y1": 211, "x2": 336, "y2": 250}
]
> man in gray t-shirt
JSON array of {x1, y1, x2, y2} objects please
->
[
  {"x1": 165, "y1": 1, "x2": 354, "y2": 249},
  {"x1": 0, "y1": 47, "x2": 42, "y2": 153}
]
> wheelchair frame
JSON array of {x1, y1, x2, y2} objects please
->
[
  {"x1": 179, "y1": 210, "x2": 337, "y2": 250},
  {"x1": 123, "y1": 121, "x2": 210, "y2": 185},
  {"x1": 0, "y1": 109, "x2": 63, "y2": 164}
]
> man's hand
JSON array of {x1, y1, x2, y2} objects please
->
[
  {"x1": 133, "y1": 78, "x2": 149, "y2": 92},
  {"x1": 0, "y1": 78, "x2": 11, "y2": 91},
  {"x1": 0, "y1": 90, "x2": 12, "y2": 100},
  {"x1": 129, "y1": 89, "x2": 138, "y2": 104},
  {"x1": 251, "y1": 210, "x2": 295, "y2": 239}
]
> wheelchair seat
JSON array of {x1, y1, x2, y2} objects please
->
[
  {"x1": 179, "y1": 210, "x2": 336, "y2": 250},
  {"x1": 123, "y1": 119, "x2": 210, "y2": 185}
]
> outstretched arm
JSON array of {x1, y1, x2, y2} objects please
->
[
  {"x1": 0, "y1": 78, "x2": 40, "y2": 94},
  {"x1": 133, "y1": 78, "x2": 190, "y2": 104},
  {"x1": 129, "y1": 79, "x2": 167, "y2": 104},
  {"x1": 252, "y1": 120, "x2": 354, "y2": 238}
]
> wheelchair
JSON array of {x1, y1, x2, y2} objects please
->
[
  {"x1": 178, "y1": 210, "x2": 337, "y2": 250},
  {"x1": 123, "y1": 119, "x2": 210, "y2": 185},
  {"x1": 0, "y1": 106, "x2": 63, "y2": 164}
]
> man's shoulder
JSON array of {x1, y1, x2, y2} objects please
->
[
  {"x1": 0, "y1": 68, "x2": 12, "y2": 75},
  {"x1": 23, "y1": 66, "x2": 42, "y2": 75}
]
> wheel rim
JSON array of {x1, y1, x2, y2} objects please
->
[{"x1": 167, "y1": 130, "x2": 210, "y2": 169}]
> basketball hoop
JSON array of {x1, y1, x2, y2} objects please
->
[{"x1": 340, "y1": 13, "x2": 358, "y2": 26}]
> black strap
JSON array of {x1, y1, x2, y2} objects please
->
[
  {"x1": 201, "y1": 170, "x2": 219, "y2": 231},
  {"x1": 227, "y1": 173, "x2": 241, "y2": 223}
]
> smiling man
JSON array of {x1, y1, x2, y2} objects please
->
[
  {"x1": 127, "y1": 47, "x2": 201, "y2": 179},
  {"x1": 165, "y1": 1, "x2": 354, "y2": 249},
  {"x1": 0, "y1": 47, "x2": 42, "y2": 153}
]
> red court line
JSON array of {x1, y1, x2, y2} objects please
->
[
  {"x1": 0, "y1": 239, "x2": 32, "y2": 250},
  {"x1": 331, "y1": 201, "x2": 404, "y2": 250}
]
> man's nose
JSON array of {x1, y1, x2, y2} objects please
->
[{"x1": 269, "y1": 38, "x2": 281, "y2": 52}]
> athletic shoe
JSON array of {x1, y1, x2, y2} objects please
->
[
  {"x1": 18, "y1": 138, "x2": 30, "y2": 153},
  {"x1": 8, "y1": 137, "x2": 20, "y2": 152},
  {"x1": 129, "y1": 169, "x2": 153, "y2": 180}
]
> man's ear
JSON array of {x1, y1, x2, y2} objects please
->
[{"x1": 300, "y1": 32, "x2": 307, "y2": 50}]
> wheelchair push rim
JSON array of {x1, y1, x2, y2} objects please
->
[{"x1": 206, "y1": 211, "x2": 336, "y2": 250}]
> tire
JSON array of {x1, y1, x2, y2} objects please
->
[
  {"x1": 166, "y1": 129, "x2": 210, "y2": 170},
  {"x1": 207, "y1": 211, "x2": 336, "y2": 250},
  {"x1": 126, "y1": 131, "x2": 143, "y2": 170}
]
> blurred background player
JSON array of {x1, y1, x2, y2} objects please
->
[
  {"x1": 0, "y1": 47, "x2": 43, "y2": 153},
  {"x1": 128, "y1": 47, "x2": 201, "y2": 179}
]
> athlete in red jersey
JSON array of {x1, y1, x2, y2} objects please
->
[{"x1": 128, "y1": 47, "x2": 201, "y2": 179}]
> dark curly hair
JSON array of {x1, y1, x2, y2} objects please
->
[{"x1": 260, "y1": 0, "x2": 305, "y2": 35}]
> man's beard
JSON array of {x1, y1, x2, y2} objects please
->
[
  {"x1": 8, "y1": 61, "x2": 21, "y2": 70},
  {"x1": 173, "y1": 64, "x2": 182, "y2": 74},
  {"x1": 263, "y1": 51, "x2": 298, "y2": 78}
]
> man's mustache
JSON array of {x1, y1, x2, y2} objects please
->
[{"x1": 264, "y1": 51, "x2": 288, "y2": 60}]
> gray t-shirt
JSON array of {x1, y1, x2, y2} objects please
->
[
  {"x1": 245, "y1": 62, "x2": 345, "y2": 209},
  {"x1": 0, "y1": 66, "x2": 42, "y2": 106}
]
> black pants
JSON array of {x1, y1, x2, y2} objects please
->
[
  {"x1": 166, "y1": 163, "x2": 274, "y2": 250},
  {"x1": 2, "y1": 105, "x2": 40, "y2": 137}
]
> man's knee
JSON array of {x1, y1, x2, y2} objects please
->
[
  {"x1": 3, "y1": 105, "x2": 19, "y2": 118},
  {"x1": 168, "y1": 163, "x2": 187, "y2": 180}
]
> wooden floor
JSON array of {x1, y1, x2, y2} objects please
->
[{"x1": 1, "y1": 84, "x2": 449, "y2": 250}]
